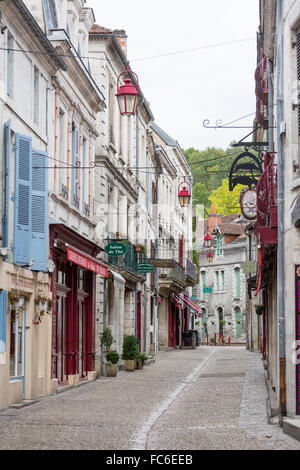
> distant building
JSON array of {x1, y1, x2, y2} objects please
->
[{"x1": 197, "y1": 207, "x2": 247, "y2": 344}]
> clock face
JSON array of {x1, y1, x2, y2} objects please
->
[{"x1": 240, "y1": 189, "x2": 257, "y2": 220}]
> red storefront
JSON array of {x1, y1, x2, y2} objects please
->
[{"x1": 50, "y1": 224, "x2": 108, "y2": 384}]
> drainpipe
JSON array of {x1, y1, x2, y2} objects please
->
[
  {"x1": 134, "y1": 107, "x2": 140, "y2": 340},
  {"x1": 276, "y1": 0, "x2": 286, "y2": 419},
  {"x1": 267, "y1": 58, "x2": 274, "y2": 380}
]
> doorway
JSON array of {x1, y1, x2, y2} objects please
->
[{"x1": 10, "y1": 299, "x2": 26, "y2": 397}]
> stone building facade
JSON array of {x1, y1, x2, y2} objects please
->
[{"x1": 197, "y1": 208, "x2": 247, "y2": 345}]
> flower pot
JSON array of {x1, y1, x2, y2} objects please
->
[
  {"x1": 136, "y1": 360, "x2": 143, "y2": 370},
  {"x1": 105, "y1": 363, "x2": 118, "y2": 377},
  {"x1": 124, "y1": 359, "x2": 135, "y2": 372}
]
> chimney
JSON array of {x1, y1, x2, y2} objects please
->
[
  {"x1": 208, "y1": 204, "x2": 222, "y2": 234},
  {"x1": 113, "y1": 29, "x2": 127, "y2": 57}
]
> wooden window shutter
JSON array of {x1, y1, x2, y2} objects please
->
[
  {"x1": 3, "y1": 121, "x2": 11, "y2": 248},
  {"x1": 0, "y1": 290, "x2": 7, "y2": 353},
  {"x1": 179, "y1": 234, "x2": 184, "y2": 266},
  {"x1": 13, "y1": 134, "x2": 32, "y2": 266},
  {"x1": 30, "y1": 150, "x2": 48, "y2": 272}
]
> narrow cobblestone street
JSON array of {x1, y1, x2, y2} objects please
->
[{"x1": 0, "y1": 347, "x2": 299, "y2": 450}]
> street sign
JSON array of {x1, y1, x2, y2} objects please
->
[
  {"x1": 241, "y1": 261, "x2": 256, "y2": 274},
  {"x1": 137, "y1": 262, "x2": 154, "y2": 273},
  {"x1": 105, "y1": 242, "x2": 127, "y2": 257},
  {"x1": 203, "y1": 286, "x2": 213, "y2": 294}
]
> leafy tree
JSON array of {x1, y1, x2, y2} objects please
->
[{"x1": 208, "y1": 178, "x2": 244, "y2": 215}]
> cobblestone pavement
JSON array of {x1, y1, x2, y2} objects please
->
[{"x1": 0, "y1": 346, "x2": 299, "y2": 450}]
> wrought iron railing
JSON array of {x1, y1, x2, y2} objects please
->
[
  {"x1": 107, "y1": 241, "x2": 146, "y2": 274},
  {"x1": 255, "y1": 152, "x2": 278, "y2": 244},
  {"x1": 159, "y1": 260, "x2": 185, "y2": 286},
  {"x1": 185, "y1": 259, "x2": 198, "y2": 283}
]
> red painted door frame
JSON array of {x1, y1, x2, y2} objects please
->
[{"x1": 137, "y1": 291, "x2": 142, "y2": 352}]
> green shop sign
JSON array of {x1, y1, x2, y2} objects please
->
[
  {"x1": 137, "y1": 262, "x2": 154, "y2": 273},
  {"x1": 105, "y1": 242, "x2": 127, "y2": 257},
  {"x1": 203, "y1": 286, "x2": 213, "y2": 294}
]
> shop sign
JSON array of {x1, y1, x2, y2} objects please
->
[
  {"x1": 203, "y1": 286, "x2": 213, "y2": 294},
  {"x1": 105, "y1": 242, "x2": 127, "y2": 257},
  {"x1": 149, "y1": 259, "x2": 176, "y2": 268},
  {"x1": 67, "y1": 247, "x2": 108, "y2": 278},
  {"x1": 137, "y1": 262, "x2": 154, "y2": 273},
  {"x1": 241, "y1": 261, "x2": 257, "y2": 274}
]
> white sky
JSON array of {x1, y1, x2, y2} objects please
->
[{"x1": 87, "y1": 0, "x2": 259, "y2": 151}]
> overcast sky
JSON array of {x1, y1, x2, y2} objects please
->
[{"x1": 87, "y1": 0, "x2": 259, "y2": 152}]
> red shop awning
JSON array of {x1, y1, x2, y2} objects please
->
[
  {"x1": 178, "y1": 294, "x2": 202, "y2": 315},
  {"x1": 66, "y1": 245, "x2": 108, "y2": 278}
]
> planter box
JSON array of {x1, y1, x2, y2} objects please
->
[
  {"x1": 105, "y1": 363, "x2": 118, "y2": 377},
  {"x1": 124, "y1": 360, "x2": 135, "y2": 372}
]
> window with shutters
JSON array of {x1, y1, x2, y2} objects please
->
[
  {"x1": 0, "y1": 290, "x2": 7, "y2": 353},
  {"x1": 2, "y1": 122, "x2": 11, "y2": 249},
  {"x1": 234, "y1": 267, "x2": 241, "y2": 299},
  {"x1": 13, "y1": 133, "x2": 48, "y2": 271}
]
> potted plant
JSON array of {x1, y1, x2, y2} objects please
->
[
  {"x1": 140, "y1": 352, "x2": 148, "y2": 367},
  {"x1": 101, "y1": 327, "x2": 113, "y2": 350},
  {"x1": 122, "y1": 335, "x2": 137, "y2": 371},
  {"x1": 135, "y1": 353, "x2": 143, "y2": 369},
  {"x1": 105, "y1": 350, "x2": 119, "y2": 377}
]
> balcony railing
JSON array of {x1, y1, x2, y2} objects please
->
[
  {"x1": 254, "y1": 152, "x2": 277, "y2": 244},
  {"x1": 255, "y1": 51, "x2": 268, "y2": 129},
  {"x1": 159, "y1": 260, "x2": 185, "y2": 287},
  {"x1": 107, "y1": 241, "x2": 146, "y2": 274},
  {"x1": 185, "y1": 259, "x2": 198, "y2": 285}
]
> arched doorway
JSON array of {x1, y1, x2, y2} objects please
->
[{"x1": 235, "y1": 307, "x2": 242, "y2": 338}]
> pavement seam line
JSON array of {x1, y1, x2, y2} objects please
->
[{"x1": 129, "y1": 348, "x2": 217, "y2": 451}]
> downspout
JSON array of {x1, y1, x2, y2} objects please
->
[
  {"x1": 267, "y1": 58, "x2": 274, "y2": 379},
  {"x1": 134, "y1": 107, "x2": 139, "y2": 339},
  {"x1": 276, "y1": 0, "x2": 286, "y2": 419}
]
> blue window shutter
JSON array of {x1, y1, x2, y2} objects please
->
[
  {"x1": 3, "y1": 121, "x2": 11, "y2": 247},
  {"x1": 14, "y1": 134, "x2": 32, "y2": 266},
  {"x1": 0, "y1": 290, "x2": 7, "y2": 353},
  {"x1": 31, "y1": 150, "x2": 48, "y2": 271}
]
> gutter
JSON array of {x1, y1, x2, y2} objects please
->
[{"x1": 0, "y1": 0, "x2": 67, "y2": 71}]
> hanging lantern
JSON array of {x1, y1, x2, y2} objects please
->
[
  {"x1": 206, "y1": 250, "x2": 214, "y2": 263},
  {"x1": 116, "y1": 68, "x2": 139, "y2": 116},
  {"x1": 178, "y1": 180, "x2": 191, "y2": 207},
  {"x1": 204, "y1": 233, "x2": 212, "y2": 248}
]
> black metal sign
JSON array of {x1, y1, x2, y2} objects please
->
[{"x1": 229, "y1": 151, "x2": 263, "y2": 191}]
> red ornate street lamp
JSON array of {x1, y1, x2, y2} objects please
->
[
  {"x1": 206, "y1": 250, "x2": 214, "y2": 263},
  {"x1": 178, "y1": 179, "x2": 192, "y2": 207},
  {"x1": 204, "y1": 233, "x2": 212, "y2": 248},
  {"x1": 116, "y1": 67, "x2": 139, "y2": 116}
]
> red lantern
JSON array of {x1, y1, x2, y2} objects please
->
[
  {"x1": 116, "y1": 68, "x2": 139, "y2": 116},
  {"x1": 206, "y1": 250, "x2": 214, "y2": 263},
  {"x1": 178, "y1": 180, "x2": 191, "y2": 207},
  {"x1": 204, "y1": 233, "x2": 212, "y2": 248}
]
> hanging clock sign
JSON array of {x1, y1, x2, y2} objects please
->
[{"x1": 240, "y1": 188, "x2": 257, "y2": 220}]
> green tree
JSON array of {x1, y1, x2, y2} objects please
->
[{"x1": 208, "y1": 178, "x2": 244, "y2": 215}]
